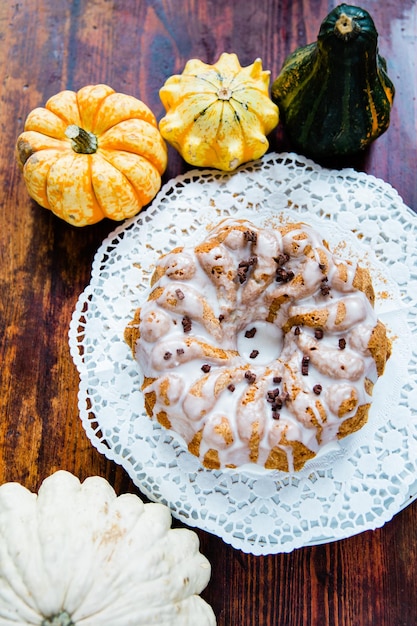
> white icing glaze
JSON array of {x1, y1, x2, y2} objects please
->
[
  {"x1": 132, "y1": 218, "x2": 388, "y2": 471},
  {"x1": 237, "y1": 321, "x2": 283, "y2": 365}
]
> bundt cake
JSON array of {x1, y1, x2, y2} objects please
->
[{"x1": 125, "y1": 218, "x2": 391, "y2": 472}]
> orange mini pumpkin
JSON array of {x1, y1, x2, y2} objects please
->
[{"x1": 16, "y1": 84, "x2": 168, "y2": 226}]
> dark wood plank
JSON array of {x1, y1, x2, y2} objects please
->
[{"x1": 0, "y1": 1, "x2": 416, "y2": 625}]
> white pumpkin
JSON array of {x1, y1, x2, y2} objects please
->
[{"x1": 0, "y1": 471, "x2": 216, "y2": 625}]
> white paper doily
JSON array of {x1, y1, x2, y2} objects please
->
[{"x1": 69, "y1": 152, "x2": 417, "y2": 555}]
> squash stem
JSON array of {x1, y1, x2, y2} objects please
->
[
  {"x1": 217, "y1": 86, "x2": 232, "y2": 100},
  {"x1": 65, "y1": 124, "x2": 98, "y2": 154},
  {"x1": 334, "y1": 13, "x2": 360, "y2": 41}
]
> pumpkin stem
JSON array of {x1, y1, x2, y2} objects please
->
[
  {"x1": 65, "y1": 124, "x2": 98, "y2": 154},
  {"x1": 41, "y1": 611, "x2": 75, "y2": 626},
  {"x1": 334, "y1": 13, "x2": 361, "y2": 41}
]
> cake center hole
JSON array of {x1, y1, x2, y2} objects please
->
[{"x1": 237, "y1": 321, "x2": 283, "y2": 365}]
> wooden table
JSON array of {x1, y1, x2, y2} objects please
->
[{"x1": 1, "y1": 1, "x2": 416, "y2": 624}]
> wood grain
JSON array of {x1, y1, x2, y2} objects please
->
[{"x1": 0, "y1": 1, "x2": 416, "y2": 625}]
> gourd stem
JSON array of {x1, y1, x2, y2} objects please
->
[
  {"x1": 65, "y1": 124, "x2": 98, "y2": 154},
  {"x1": 334, "y1": 13, "x2": 360, "y2": 41}
]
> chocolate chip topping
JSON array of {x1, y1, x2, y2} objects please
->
[
  {"x1": 267, "y1": 386, "x2": 289, "y2": 419},
  {"x1": 176, "y1": 348, "x2": 185, "y2": 355},
  {"x1": 314, "y1": 328, "x2": 324, "y2": 340},
  {"x1": 273, "y1": 398, "x2": 283, "y2": 411},
  {"x1": 281, "y1": 391, "x2": 290, "y2": 403},
  {"x1": 301, "y1": 355, "x2": 310, "y2": 375},
  {"x1": 273, "y1": 251, "x2": 293, "y2": 283},
  {"x1": 245, "y1": 370, "x2": 256, "y2": 384},
  {"x1": 201, "y1": 364, "x2": 211, "y2": 373},
  {"x1": 237, "y1": 267, "x2": 247, "y2": 284},
  {"x1": 249, "y1": 349, "x2": 259, "y2": 359},
  {"x1": 270, "y1": 388, "x2": 280, "y2": 396},
  {"x1": 237, "y1": 256, "x2": 257, "y2": 284},
  {"x1": 273, "y1": 252, "x2": 290, "y2": 267},
  {"x1": 275, "y1": 267, "x2": 295, "y2": 283},
  {"x1": 245, "y1": 327, "x2": 257, "y2": 338},
  {"x1": 320, "y1": 277, "x2": 331, "y2": 296},
  {"x1": 244, "y1": 229, "x2": 257, "y2": 243},
  {"x1": 182, "y1": 316, "x2": 192, "y2": 332},
  {"x1": 339, "y1": 337, "x2": 346, "y2": 350},
  {"x1": 227, "y1": 383, "x2": 235, "y2": 392},
  {"x1": 294, "y1": 326, "x2": 301, "y2": 336},
  {"x1": 267, "y1": 388, "x2": 280, "y2": 403},
  {"x1": 175, "y1": 288, "x2": 184, "y2": 300},
  {"x1": 239, "y1": 257, "x2": 257, "y2": 269},
  {"x1": 273, "y1": 376, "x2": 282, "y2": 384},
  {"x1": 313, "y1": 384, "x2": 322, "y2": 395},
  {"x1": 163, "y1": 351, "x2": 172, "y2": 361}
]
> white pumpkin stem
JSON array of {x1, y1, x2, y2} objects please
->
[
  {"x1": 65, "y1": 124, "x2": 98, "y2": 154},
  {"x1": 41, "y1": 611, "x2": 75, "y2": 626}
]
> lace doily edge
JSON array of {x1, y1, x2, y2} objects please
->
[
  {"x1": 87, "y1": 151, "x2": 415, "y2": 287},
  {"x1": 68, "y1": 152, "x2": 417, "y2": 555}
]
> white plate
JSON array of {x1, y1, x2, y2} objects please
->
[{"x1": 69, "y1": 152, "x2": 417, "y2": 554}]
